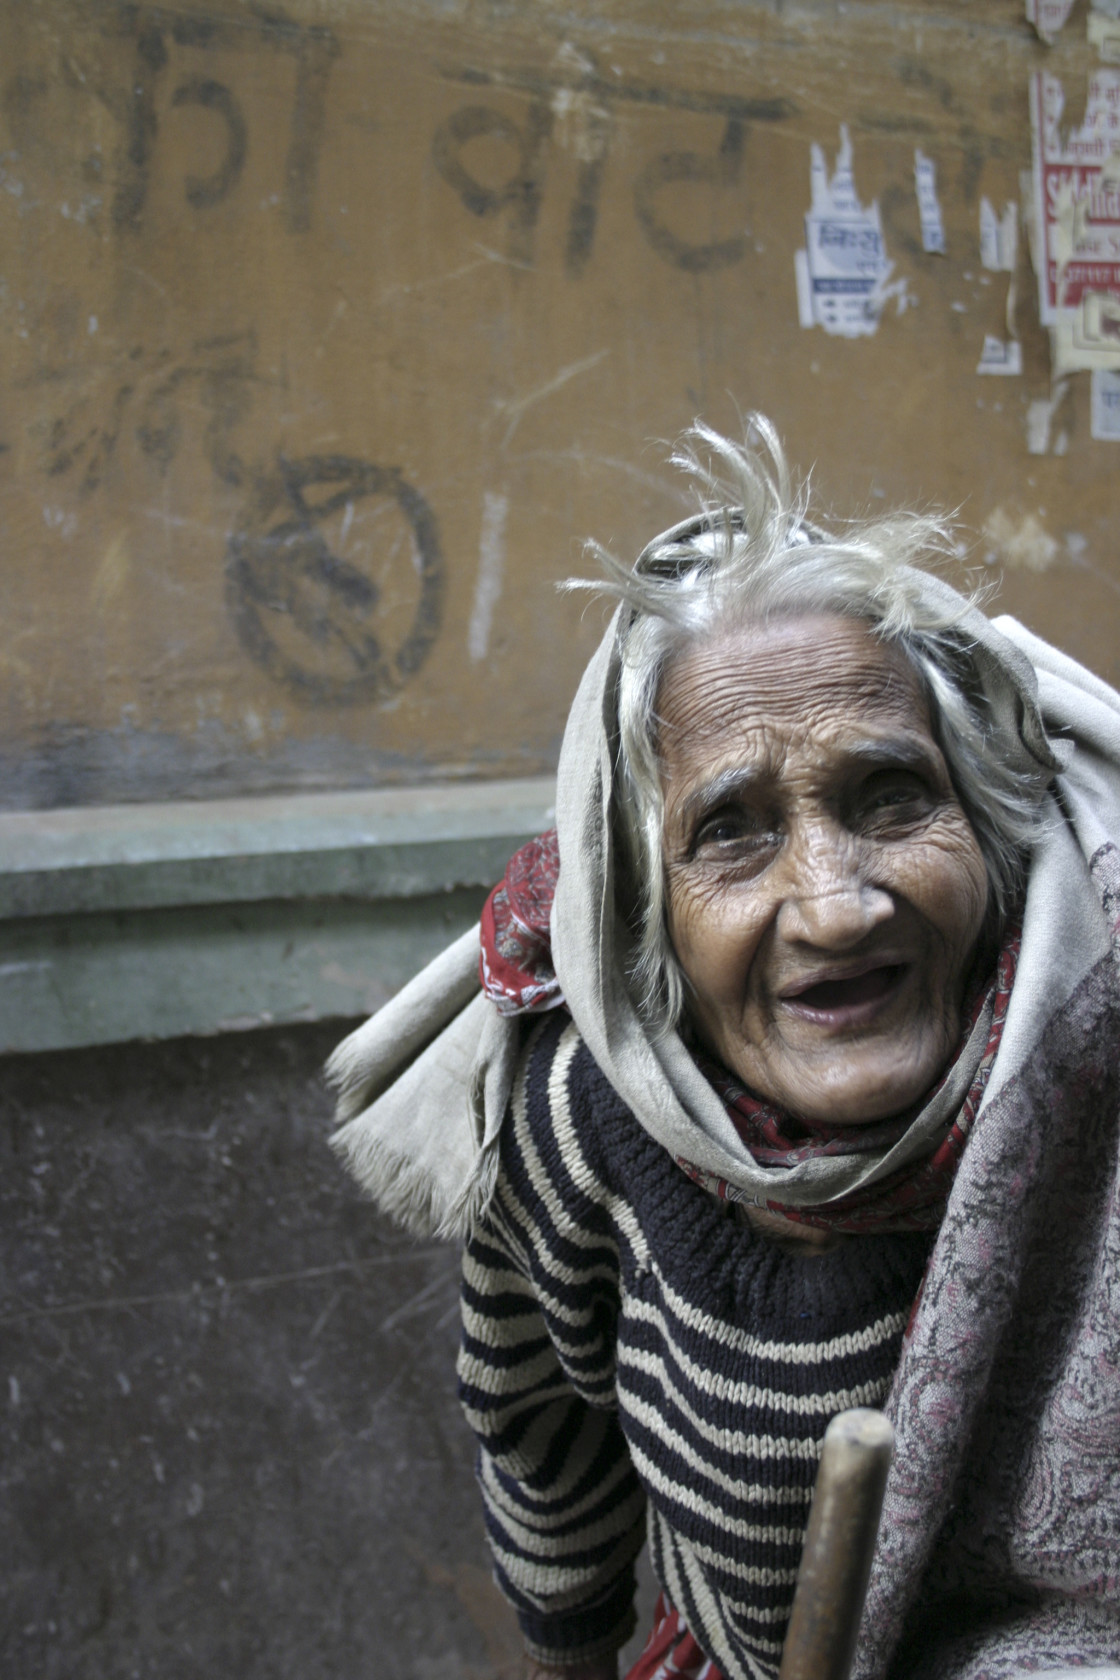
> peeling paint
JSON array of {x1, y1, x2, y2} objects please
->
[
  {"x1": 467, "y1": 491, "x2": 509, "y2": 664},
  {"x1": 42, "y1": 506, "x2": 77, "y2": 539},
  {"x1": 93, "y1": 534, "x2": 130, "y2": 611},
  {"x1": 550, "y1": 44, "x2": 611, "y2": 165},
  {"x1": 982, "y1": 507, "x2": 1060, "y2": 571}
]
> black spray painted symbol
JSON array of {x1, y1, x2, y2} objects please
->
[
  {"x1": 172, "y1": 77, "x2": 247, "y2": 208},
  {"x1": 431, "y1": 101, "x2": 554, "y2": 268},
  {"x1": 110, "y1": 9, "x2": 338, "y2": 232},
  {"x1": 226, "y1": 457, "x2": 445, "y2": 706},
  {"x1": 434, "y1": 56, "x2": 792, "y2": 274},
  {"x1": 633, "y1": 117, "x2": 748, "y2": 273}
]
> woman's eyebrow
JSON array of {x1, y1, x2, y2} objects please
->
[
  {"x1": 676, "y1": 765, "x2": 766, "y2": 828},
  {"x1": 840, "y1": 736, "x2": 943, "y2": 774}
]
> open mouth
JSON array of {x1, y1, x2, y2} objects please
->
[{"x1": 782, "y1": 964, "x2": 907, "y2": 1020}]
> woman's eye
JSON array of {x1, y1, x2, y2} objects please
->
[
  {"x1": 693, "y1": 807, "x2": 774, "y2": 853},
  {"x1": 857, "y1": 773, "x2": 931, "y2": 825}
]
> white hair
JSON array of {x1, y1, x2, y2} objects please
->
[{"x1": 570, "y1": 417, "x2": 1049, "y2": 1029}]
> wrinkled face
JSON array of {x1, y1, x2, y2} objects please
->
[{"x1": 659, "y1": 615, "x2": 989, "y2": 1124}]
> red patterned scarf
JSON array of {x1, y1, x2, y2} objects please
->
[
  {"x1": 479, "y1": 834, "x2": 1018, "y2": 1235},
  {"x1": 479, "y1": 830, "x2": 564, "y2": 1015}
]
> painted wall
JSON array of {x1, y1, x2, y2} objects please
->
[{"x1": 2, "y1": 0, "x2": 1115, "y2": 810}]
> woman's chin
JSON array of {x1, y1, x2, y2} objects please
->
[
  {"x1": 732, "y1": 1036, "x2": 950, "y2": 1125},
  {"x1": 797, "y1": 1076, "x2": 930, "y2": 1125}
]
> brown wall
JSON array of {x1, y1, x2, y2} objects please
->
[{"x1": 2, "y1": 0, "x2": 1114, "y2": 809}]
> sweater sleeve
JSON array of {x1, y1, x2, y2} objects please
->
[{"x1": 457, "y1": 1021, "x2": 647, "y2": 1667}]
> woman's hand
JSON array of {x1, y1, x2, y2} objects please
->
[{"x1": 525, "y1": 1656, "x2": 619, "y2": 1680}]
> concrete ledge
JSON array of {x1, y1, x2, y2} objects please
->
[
  {"x1": 0, "y1": 891, "x2": 489, "y2": 1054},
  {"x1": 0, "y1": 778, "x2": 557, "y2": 917},
  {"x1": 0, "y1": 780, "x2": 555, "y2": 1053}
]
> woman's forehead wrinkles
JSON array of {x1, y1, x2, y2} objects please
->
[
  {"x1": 660, "y1": 665, "x2": 923, "y2": 757},
  {"x1": 659, "y1": 620, "x2": 929, "y2": 753}
]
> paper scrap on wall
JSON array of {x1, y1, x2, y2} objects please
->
[
  {"x1": 1026, "y1": 383, "x2": 1070, "y2": 455},
  {"x1": 1025, "y1": 0, "x2": 1075, "y2": 43},
  {"x1": 1091, "y1": 367, "x2": 1120, "y2": 434},
  {"x1": 1030, "y1": 69, "x2": 1120, "y2": 373},
  {"x1": 795, "y1": 127, "x2": 903, "y2": 337},
  {"x1": 977, "y1": 199, "x2": 1020, "y2": 374},
  {"x1": 915, "y1": 152, "x2": 946, "y2": 254},
  {"x1": 1026, "y1": 0, "x2": 1120, "y2": 41},
  {"x1": 980, "y1": 199, "x2": 1018, "y2": 271},
  {"x1": 977, "y1": 336, "x2": 1023, "y2": 375}
]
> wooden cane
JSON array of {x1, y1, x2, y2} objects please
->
[{"x1": 776, "y1": 1408, "x2": 894, "y2": 1680}]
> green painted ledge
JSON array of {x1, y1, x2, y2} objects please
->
[{"x1": 0, "y1": 779, "x2": 555, "y2": 1054}]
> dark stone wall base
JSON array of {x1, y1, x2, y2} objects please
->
[{"x1": 1, "y1": 1021, "x2": 525, "y2": 1680}]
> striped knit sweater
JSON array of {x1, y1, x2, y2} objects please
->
[{"x1": 458, "y1": 1012, "x2": 932, "y2": 1680}]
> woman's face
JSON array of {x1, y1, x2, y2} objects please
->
[{"x1": 659, "y1": 615, "x2": 989, "y2": 1124}]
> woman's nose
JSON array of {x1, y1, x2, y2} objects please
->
[{"x1": 774, "y1": 827, "x2": 894, "y2": 948}]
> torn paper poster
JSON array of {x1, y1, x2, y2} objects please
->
[
  {"x1": 979, "y1": 199, "x2": 1020, "y2": 362},
  {"x1": 1025, "y1": 0, "x2": 1075, "y2": 42},
  {"x1": 795, "y1": 127, "x2": 902, "y2": 337},
  {"x1": 1051, "y1": 289, "x2": 1120, "y2": 372},
  {"x1": 980, "y1": 199, "x2": 1018, "y2": 271},
  {"x1": 1091, "y1": 367, "x2": 1120, "y2": 435},
  {"x1": 915, "y1": 152, "x2": 946, "y2": 254},
  {"x1": 1030, "y1": 70, "x2": 1120, "y2": 331},
  {"x1": 1026, "y1": 382, "x2": 1070, "y2": 454},
  {"x1": 977, "y1": 335, "x2": 1024, "y2": 375}
]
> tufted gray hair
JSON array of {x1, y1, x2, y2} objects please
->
[{"x1": 570, "y1": 417, "x2": 1050, "y2": 1029}]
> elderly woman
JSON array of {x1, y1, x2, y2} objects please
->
[{"x1": 329, "y1": 421, "x2": 1120, "y2": 1680}]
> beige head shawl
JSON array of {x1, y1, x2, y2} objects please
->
[{"x1": 329, "y1": 570, "x2": 1120, "y2": 1242}]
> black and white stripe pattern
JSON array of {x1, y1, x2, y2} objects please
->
[{"x1": 459, "y1": 1013, "x2": 929, "y2": 1678}]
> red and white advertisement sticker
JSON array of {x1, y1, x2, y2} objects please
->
[{"x1": 1030, "y1": 69, "x2": 1120, "y2": 331}]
